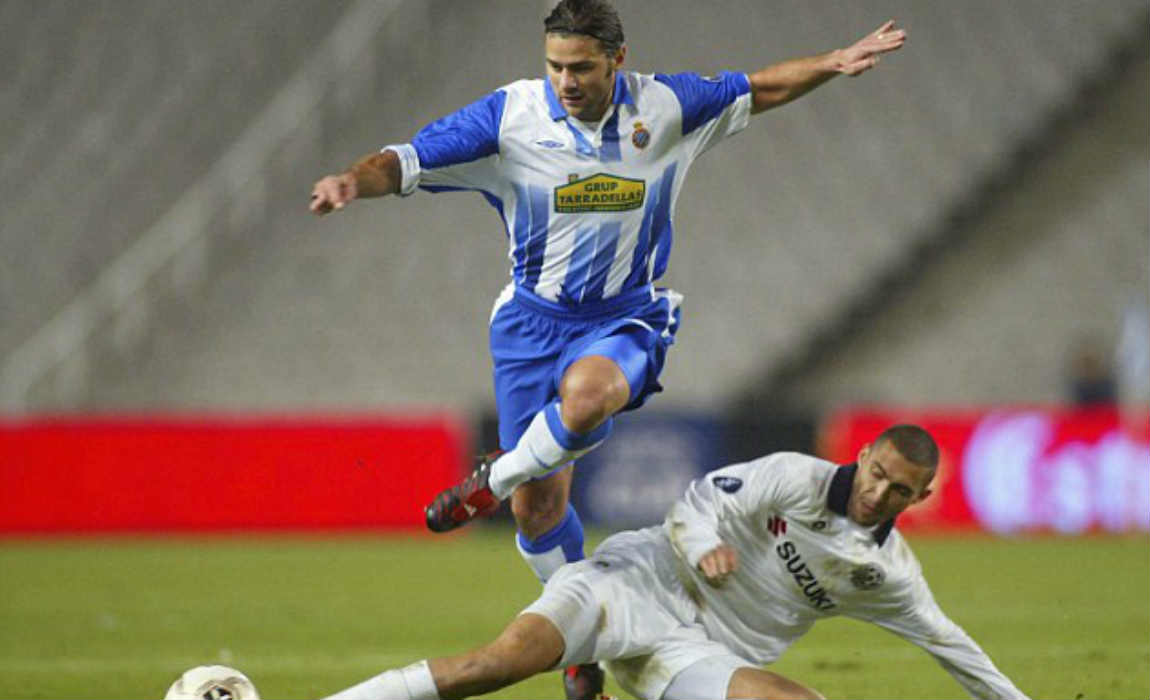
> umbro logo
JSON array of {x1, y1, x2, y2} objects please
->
[
  {"x1": 462, "y1": 503, "x2": 477, "y2": 516},
  {"x1": 768, "y1": 516, "x2": 787, "y2": 536},
  {"x1": 535, "y1": 139, "x2": 565, "y2": 149}
]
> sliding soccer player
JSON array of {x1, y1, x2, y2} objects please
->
[{"x1": 325, "y1": 425, "x2": 1029, "y2": 700}]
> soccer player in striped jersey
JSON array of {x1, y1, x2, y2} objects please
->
[
  {"x1": 323, "y1": 425, "x2": 1029, "y2": 700},
  {"x1": 311, "y1": 2, "x2": 904, "y2": 696}
]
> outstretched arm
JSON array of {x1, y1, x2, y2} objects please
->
[
  {"x1": 309, "y1": 148, "x2": 402, "y2": 215},
  {"x1": 860, "y1": 576, "x2": 1030, "y2": 699},
  {"x1": 749, "y1": 20, "x2": 906, "y2": 114}
]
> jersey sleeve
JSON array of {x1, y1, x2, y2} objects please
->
[
  {"x1": 394, "y1": 89, "x2": 508, "y2": 194},
  {"x1": 664, "y1": 452, "x2": 817, "y2": 568},
  {"x1": 855, "y1": 572, "x2": 1030, "y2": 699},
  {"x1": 654, "y1": 71, "x2": 752, "y2": 158}
]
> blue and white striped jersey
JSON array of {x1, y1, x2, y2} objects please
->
[{"x1": 386, "y1": 70, "x2": 752, "y2": 311}]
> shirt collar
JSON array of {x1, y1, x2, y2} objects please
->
[
  {"x1": 826, "y1": 463, "x2": 897, "y2": 546},
  {"x1": 612, "y1": 70, "x2": 634, "y2": 107},
  {"x1": 543, "y1": 71, "x2": 634, "y2": 121}
]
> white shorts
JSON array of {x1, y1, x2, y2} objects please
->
[{"x1": 522, "y1": 527, "x2": 757, "y2": 700}]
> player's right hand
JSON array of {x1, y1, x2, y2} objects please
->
[
  {"x1": 698, "y1": 543, "x2": 738, "y2": 587},
  {"x1": 310, "y1": 172, "x2": 357, "y2": 215}
]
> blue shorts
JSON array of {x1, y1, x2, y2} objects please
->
[{"x1": 489, "y1": 285, "x2": 683, "y2": 450}]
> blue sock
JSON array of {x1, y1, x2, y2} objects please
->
[{"x1": 515, "y1": 504, "x2": 585, "y2": 582}]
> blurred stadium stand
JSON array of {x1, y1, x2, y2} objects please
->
[
  {"x1": 743, "y1": 19, "x2": 1150, "y2": 415},
  {"x1": 0, "y1": 0, "x2": 350, "y2": 367},
  {"x1": 1, "y1": 0, "x2": 1147, "y2": 431}
]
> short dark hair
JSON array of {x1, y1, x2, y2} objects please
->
[
  {"x1": 544, "y1": 0, "x2": 625, "y2": 56},
  {"x1": 875, "y1": 424, "x2": 939, "y2": 471}
]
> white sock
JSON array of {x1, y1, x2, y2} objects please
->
[
  {"x1": 324, "y1": 661, "x2": 439, "y2": 700},
  {"x1": 488, "y1": 405, "x2": 611, "y2": 500},
  {"x1": 517, "y1": 537, "x2": 570, "y2": 582}
]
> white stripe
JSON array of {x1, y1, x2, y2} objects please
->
[
  {"x1": 654, "y1": 288, "x2": 684, "y2": 338},
  {"x1": 489, "y1": 283, "x2": 516, "y2": 323},
  {"x1": 601, "y1": 227, "x2": 641, "y2": 298},
  {"x1": 532, "y1": 223, "x2": 576, "y2": 302}
]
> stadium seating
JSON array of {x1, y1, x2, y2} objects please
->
[
  {"x1": 2, "y1": 0, "x2": 1146, "y2": 412},
  {"x1": 0, "y1": 0, "x2": 350, "y2": 382}
]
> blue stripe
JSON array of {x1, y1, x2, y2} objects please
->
[
  {"x1": 512, "y1": 183, "x2": 530, "y2": 284},
  {"x1": 544, "y1": 401, "x2": 612, "y2": 449},
  {"x1": 647, "y1": 165, "x2": 677, "y2": 281},
  {"x1": 582, "y1": 222, "x2": 621, "y2": 302},
  {"x1": 625, "y1": 163, "x2": 677, "y2": 288},
  {"x1": 560, "y1": 226, "x2": 599, "y2": 304},
  {"x1": 599, "y1": 109, "x2": 621, "y2": 162},
  {"x1": 521, "y1": 186, "x2": 550, "y2": 291},
  {"x1": 565, "y1": 121, "x2": 596, "y2": 158}
]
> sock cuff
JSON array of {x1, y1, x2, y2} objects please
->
[
  {"x1": 400, "y1": 660, "x2": 440, "y2": 700},
  {"x1": 543, "y1": 401, "x2": 613, "y2": 450},
  {"x1": 516, "y1": 504, "x2": 585, "y2": 562}
]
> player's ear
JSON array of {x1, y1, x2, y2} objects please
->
[
  {"x1": 856, "y1": 443, "x2": 870, "y2": 465},
  {"x1": 613, "y1": 45, "x2": 626, "y2": 69}
]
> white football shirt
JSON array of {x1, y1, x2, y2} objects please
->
[
  {"x1": 385, "y1": 70, "x2": 752, "y2": 310},
  {"x1": 663, "y1": 453, "x2": 1029, "y2": 700}
]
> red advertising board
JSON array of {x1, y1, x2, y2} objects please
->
[
  {"x1": 0, "y1": 415, "x2": 469, "y2": 534},
  {"x1": 820, "y1": 407, "x2": 1149, "y2": 534}
]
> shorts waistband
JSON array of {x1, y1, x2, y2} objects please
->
[{"x1": 512, "y1": 285, "x2": 654, "y2": 321}]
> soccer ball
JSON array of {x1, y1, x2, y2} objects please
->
[{"x1": 164, "y1": 665, "x2": 261, "y2": 700}]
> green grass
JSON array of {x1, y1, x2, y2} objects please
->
[{"x1": 0, "y1": 529, "x2": 1146, "y2": 699}]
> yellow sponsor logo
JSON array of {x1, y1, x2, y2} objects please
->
[{"x1": 554, "y1": 173, "x2": 646, "y2": 213}]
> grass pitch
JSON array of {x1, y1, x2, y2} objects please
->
[{"x1": 0, "y1": 529, "x2": 1146, "y2": 699}]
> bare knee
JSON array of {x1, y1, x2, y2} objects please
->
[
  {"x1": 559, "y1": 359, "x2": 629, "y2": 434},
  {"x1": 727, "y1": 667, "x2": 824, "y2": 700}
]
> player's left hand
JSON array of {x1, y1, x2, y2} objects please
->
[
  {"x1": 837, "y1": 20, "x2": 906, "y2": 76},
  {"x1": 698, "y1": 543, "x2": 738, "y2": 587},
  {"x1": 310, "y1": 172, "x2": 358, "y2": 215}
]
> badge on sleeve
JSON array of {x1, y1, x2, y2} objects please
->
[{"x1": 712, "y1": 476, "x2": 743, "y2": 493}]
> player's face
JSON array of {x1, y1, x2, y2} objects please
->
[
  {"x1": 545, "y1": 33, "x2": 625, "y2": 122},
  {"x1": 848, "y1": 440, "x2": 934, "y2": 527}
]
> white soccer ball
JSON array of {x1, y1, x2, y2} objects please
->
[{"x1": 164, "y1": 665, "x2": 261, "y2": 700}]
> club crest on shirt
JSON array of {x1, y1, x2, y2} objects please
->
[
  {"x1": 712, "y1": 476, "x2": 743, "y2": 493},
  {"x1": 631, "y1": 121, "x2": 650, "y2": 149},
  {"x1": 849, "y1": 563, "x2": 886, "y2": 590},
  {"x1": 554, "y1": 173, "x2": 646, "y2": 213}
]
